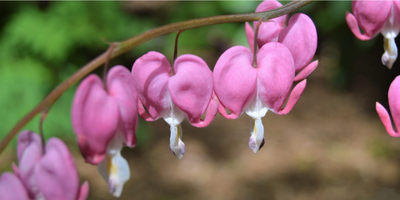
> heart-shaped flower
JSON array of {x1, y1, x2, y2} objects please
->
[
  {"x1": 5, "y1": 130, "x2": 89, "y2": 200},
  {"x1": 346, "y1": 0, "x2": 400, "y2": 68},
  {"x1": 214, "y1": 43, "x2": 306, "y2": 153},
  {"x1": 72, "y1": 65, "x2": 137, "y2": 197},
  {"x1": 245, "y1": 0, "x2": 318, "y2": 81},
  {"x1": 132, "y1": 51, "x2": 218, "y2": 159}
]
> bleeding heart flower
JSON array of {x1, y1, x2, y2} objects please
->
[
  {"x1": 5, "y1": 130, "x2": 89, "y2": 200},
  {"x1": 376, "y1": 75, "x2": 400, "y2": 137},
  {"x1": 132, "y1": 51, "x2": 218, "y2": 159},
  {"x1": 346, "y1": 1, "x2": 400, "y2": 69},
  {"x1": 72, "y1": 65, "x2": 137, "y2": 197},
  {"x1": 214, "y1": 43, "x2": 307, "y2": 153},
  {"x1": 245, "y1": 0, "x2": 318, "y2": 81}
]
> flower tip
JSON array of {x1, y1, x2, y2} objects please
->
[
  {"x1": 381, "y1": 38, "x2": 398, "y2": 69},
  {"x1": 248, "y1": 136, "x2": 265, "y2": 154},
  {"x1": 170, "y1": 141, "x2": 186, "y2": 160}
]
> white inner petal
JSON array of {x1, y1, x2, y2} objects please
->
[
  {"x1": 98, "y1": 132, "x2": 130, "y2": 198},
  {"x1": 249, "y1": 118, "x2": 265, "y2": 153},
  {"x1": 161, "y1": 92, "x2": 186, "y2": 159},
  {"x1": 169, "y1": 124, "x2": 186, "y2": 159},
  {"x1": 245, "y1": 78, "x2": 268, "y2": 119},
  {"x1": 244, "y1": 78, "x2": 267, "y2": 153},
  {"x1": 381, "y1": 6, "x2": 400, "y2": 39},
  {"x1": 380, "y1": 6, "x2": 399, "y2": 69},
  {"x1": 382, "y1": 37, "x2": 398, "y2": 69}
]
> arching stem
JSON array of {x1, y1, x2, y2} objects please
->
[{"x1": 0, "y1": 0, "x2": 313, "y2": 155}]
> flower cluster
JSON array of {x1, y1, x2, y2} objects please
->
[
  {"x1": 67, "y1": 0, "x2": 318, "y2": 195},
  {"x1": 0, "y1": 130, "x2": 88, "y2": 200},
  {"x1": 0, "y1": 0, "x2": 319, "y2": 198},
  {"x1": 346, "y1": 0, "x2": 400, "y2": 69}
]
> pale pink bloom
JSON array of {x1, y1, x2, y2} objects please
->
[
  {"x1": 214, "y1": 43, "x2": 306, "y2": 153},
  {"x1": 376, "y1": 76, "x2": 400, "y2": 137},
  {"x1": 132, "y1": 51, "x2": 218, "y2": 159},
  {"x1": 72, "y1": 66, "x2": 137, "y2": 197},
  {"x1": 3, "y1": 130, "x2": 89, "y2": 200},
  {"x1": 245, "y1": 0, "x2": 318, "y2": 81},
  {"x1": 346, "y1": 0, "x2": 400, "y2": 69}
]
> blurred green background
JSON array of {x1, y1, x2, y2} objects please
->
[{"x1": 1, "y1": 1, "x2": 400, "y2": 200}]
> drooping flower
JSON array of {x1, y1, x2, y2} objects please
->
[
  {"x1": 346, "y1": 1, "x2": 400, "y2": 69},
  {"x1": 213, "y1": 43, "x2": 307, "y2": 153},
  {"x1": 376, "y1": 75, "x2": 400, "y2": 137},
  {"x1": 245, "y1": 0, "x2": 318, "y2": 81},
  {"x1": 3, "y1": 130, "x2": 89, "y2": 200},
  {"x1": 132, "y1": 51, "x2": 218, "y2": 159},
  {"x1": 72, "y1": 65, "x2": 137, "y2": 197}
]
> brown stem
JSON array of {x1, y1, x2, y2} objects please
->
[
  {"x1": 171, "y1": 31, "x2": 183, "y2": 76},
  {"x1": 0, "y1": 0, "x2": 313, "y2": 155},
  {"x1": 252, "y1": 17, "x2": 264, "y2": 68},
  {"x1": 102, "y1": 43, "x2": 118, "y2": 90}
]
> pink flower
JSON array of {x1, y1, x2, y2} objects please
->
[
  {"x1": 72, "y1": 65, "x2": 137, "y2": 197},
  {"x1": 346, "y1": 1, "x2": 400, "y2": 69},
  {"x1": 214, "y1": 43, "x2": 306, "y2": 153},
  {"x1": 245, "y1": 0, "x2": 318, "y2": 81},
  {"x1": 132, "y1": 51, "x2": 218, "y2": 159},
  {"x1": 376, "y1": 75, "x2": 400, "y2": 137},
  {"x1": 0, "y1": 130, "x2": 89, "y2": 200}
]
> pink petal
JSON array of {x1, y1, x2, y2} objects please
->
[
  {"x1": 189, "y1": 94, "x2": 219, "y2": 128},
  {"x1": 275, "y1": 79, "x2": 307, "y2": 115},
  {"x1": 17, "y1": 130, "x2": 43, "y2": 197},
  {"x1": 35, "y1": 138, "x2": 84, "y2": 200},
  {"x1": 77, "y1": 181, "x2": 89, "y2": 200},
  {"x1": 0, "y1": 172, "x2": 30, "y2": 200},
  {"x1": 376, "y1": 76, "x2": 400, "y2": 137},
  {"x1": 17, "y1": 130, "x2": 42, "y2": 165},
  {"x1": 278, "y1": 13, "x2": 317, "y2": 73},
  {"x1": 394, "y1": 1, "x2": 400, "y2": 25},
  {"x1": 132, "y1": 51, "x2": 171, "y2": 120},
  {"x1": 213, "y1": 46, "x2": 257, "y2": 119},
  {"x1": 376, "y1": 102, "x2": 399, "y2": 137},
  {"x1": 138, "y1": 99, "x2": 156, "y2": 121},
  {"x1": 245, "y1": 22, "x2": 255, "y2": 52},
  {"x1": 169, "y1": 54, "x2": 214, "y2": 125},
  {"x1": 294, "y1": 60, "x2": 319, "y2": 82},
  {"x1": 387, "y1": 75, "x2": 400, "y2": 136},
  {"x1": 257, "y1": 42, "x2": 295, "y2": 112},
  {"x1": 347, "y1": 1, "x2": 392, "y2": 40},
  {"x1": 107, "y1": 66, "x2": 138, "y2": 148},
  {"x1": 71, "y1": 75, "x2": 120, "y2": 164}
]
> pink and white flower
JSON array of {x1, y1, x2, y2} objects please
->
[
  {"x1": 214, "y1": 43, "x2": 306, "y2": 153},
  {"x1": 0, "y1": 130, "x2": 89, "y2": 200},
  {"x1": 132, "y1": 51, "x2": 218, "y2": 159},
  {"x1": 346, "y1": 0, "x2": 400, "y2": 69},
  {"x1": 72, "y1": 65, "x2": 137, "y2": 197},
  {"x1": 245, "y1": 0, "x2": 318, "y2": 81}
]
